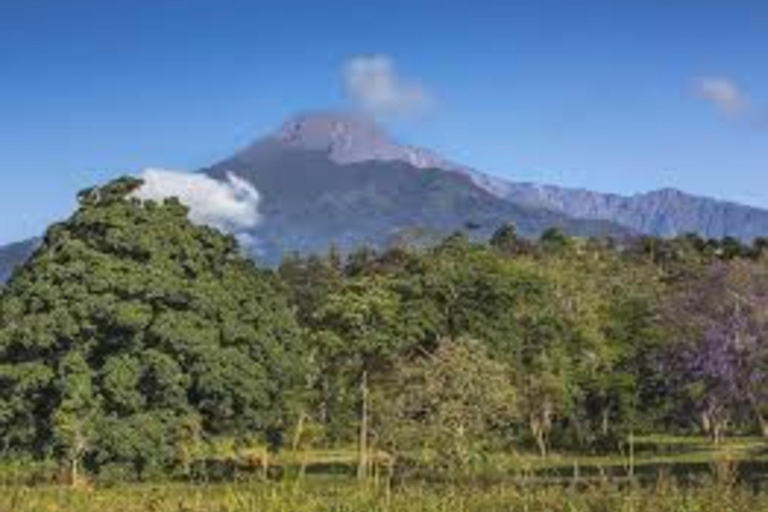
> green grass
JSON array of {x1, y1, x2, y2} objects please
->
[
  {"x1": 268, "y1": 436, "x2": 768, "y2": 471},
  {"x1": 4, "y1": 437, "x2": 768, "y2": 511},
  {"x1": 4, "y1": 479, "x2": 768, "y2": 512}
]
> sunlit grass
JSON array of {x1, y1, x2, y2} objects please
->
[
  {"x1": 4, "y1": 479, "x2": 768, "y2": 512},
  {"x1": 4, "y1": 437, "x2": 768, "y2": 511}
]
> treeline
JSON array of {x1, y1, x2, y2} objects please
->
[{"x1": 2, "y1": 177, "x2": 768, "y2": 481}]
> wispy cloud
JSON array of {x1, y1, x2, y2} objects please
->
[
  {"x1": 131, "y1": 169, "x2": 261, "y2": 234},
  {"x1": 693, "y1": 76, "x2": 748, "y2": 117},
  {"x1": 343, "y1": 55, "x2": 432, "y2": 117}
]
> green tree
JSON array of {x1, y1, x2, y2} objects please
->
[
  {"x1": 377, "y1": 338, "x2": 517, "y2": 474},
  {"x1": 0, "y1": 177, "x2": 304, "y2": 477},
  {"x1": 309, "y1": 274, "x2": 404, "y2": 476}
]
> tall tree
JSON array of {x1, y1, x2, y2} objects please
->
[
  {"x1": 662, "y1": 261, "x2": 768, "y2": 442},
  {"x1": 376, "y1": 338, "x2": 518, "y2": 473},
  {"x1": 0, "y1": 177, "x2": 304, "y2": 476}
]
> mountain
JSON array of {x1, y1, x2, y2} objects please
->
[
  {"x1": 261, "y1": 110, "x2": 514, "y2": 196},
  {"x1": 202, "y1": 112, "x2": 629, "y2": 263},
  {"x1": 219, "y1": 111, "x2": 768, "y2": 245},
  {"x1": 0, "y1": 238, "x2": 38, "y2": 283},
  {"x1": 4, "y1": 110, "x2": 768, "y2": 279},
  {"x1": 499, "y1": 184, "x2": 768, "y2": 241}
]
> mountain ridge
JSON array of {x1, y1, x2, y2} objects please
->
[
  {"x1": 502, "y1": 182, "x2": 768, "y2": 240},
  {"x1": 3, "y1": 110, "x2": 768, "y2": 281},
  {"x1": 203, "y1": 141, "x2": 630, "y2": 264},
  {"x1": 254, "y1": 111, "x2": 768, "y2": 242}
]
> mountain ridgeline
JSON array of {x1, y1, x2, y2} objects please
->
[
  {"x1": 501, "y1": 184, "x2": 768, "y2": 241},
  {"x1": 3, "y1": 111, "x2": 768, "y2": 278}
]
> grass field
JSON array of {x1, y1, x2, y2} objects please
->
[
  {"x1": 4, "y1": 479, "x2": 768, "y2": 512},
  {"x1": 3, "y1": 436, "x2": 768, "y2": 512}
]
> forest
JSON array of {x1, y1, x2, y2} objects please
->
[{"x1": 3, "y1": 176, "x2": 768, "y2": 491}]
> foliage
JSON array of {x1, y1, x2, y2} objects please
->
[
  {"x1": 375, "y1": 337, "x2": 518, "y2": 472},
  {"x1": 4, "y1": 175, "x2": 768, "y2": 482},
  {"x1": 661, "y1": 260, "x2": 768, "y2": 442},
  {"x1": 0, "y1": 178, "x2": 304, "y2": 479}
]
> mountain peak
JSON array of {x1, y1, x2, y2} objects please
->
[
  {"x1": 266, "y1": 110, "x2": 467, "y2": 174},
  {"x1": 646, "y1": 187, "x2": 686, "y2": 199},
  {"x1": 272, "y1": 111, "x2": 393, "y2": 161}
]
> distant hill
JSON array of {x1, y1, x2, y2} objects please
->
[
  {"x1": 0, "y1": 238, "x2": 38, "y2": 283},
  {"x1": 500, "y1": 184, "x2": 768, "y2": 241}
]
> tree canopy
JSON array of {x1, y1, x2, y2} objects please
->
[
  {"x1": 0, "y1": 178, "x2": 304, "y2": 479},
  {"x1": 4, "y1": 177, "x2": 768, "y2": 481}
]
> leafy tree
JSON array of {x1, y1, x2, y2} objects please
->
[
  {"x1": 539, "y1": 227, "x2": 571, "y2": 252},
  {"x1": 52, "y1": 351, "x2": 98, "y2": 485},
  {"x1": 376, "y1": 338, "x2": 517, "y2": 473},
  {"x1": 661, "y1": 261, "x2": 768, "y2": 442},
  {"x1": 309, "y1": 275, "x2": 403, "y2": 442},
  {"x1": 566, "y1": 248, "x2": 665, "y2": 450},
  {"x1": 0, "y1": 177, "x2": 304, "y2": 477},
  {"x1": 490, "y1": 223, "x2": 531, "y2": 256}
]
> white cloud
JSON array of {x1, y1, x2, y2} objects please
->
[
  {"x1": 343, "y1": 55, "x2": 432, "y2": 116},
  {"x1": 131, "y1": 169, "x2": 261, "y2": 233},
  {"x1": 694, "y1": 76, "x2": 748, "y2": 116}
]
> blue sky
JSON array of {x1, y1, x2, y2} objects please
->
[{"x1": 1, "y1": 0, "x2": 766, "y2": 243}]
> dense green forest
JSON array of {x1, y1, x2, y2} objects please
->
[{"x1": 3, "y1": 177, "x2": 768, "y2": 483}]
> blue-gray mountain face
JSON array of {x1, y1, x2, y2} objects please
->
[
  {"x1": 204, "y1": 112, "x2": 768, "y2": 261},
  {"x1": 201, "y1": 113, "x2": 629, "y2": 264},
  {"x1": 2, "y1": 111, "x2": 768, "y2": 279},
  {"x1": 0, "y1": 239, "x2": 38, "y2": 283},
  {"x1": 498, "y1": 184, "x2": 768, "y2": 241}
]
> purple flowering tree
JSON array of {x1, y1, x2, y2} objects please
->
[{"x1": 663, "y1": 261, "x2": 768, "y2": 442}]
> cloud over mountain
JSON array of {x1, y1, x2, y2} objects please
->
[
  {"x1": 343, "y1": 55, "x2": 432, "y2": 116},
  {"x1": 132, "y1": 169, "x2": 261, "y2": 233}
]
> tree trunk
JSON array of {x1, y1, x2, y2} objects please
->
[
  {"x1": 601, "y1": 407, "x2": 610, "y2": 438},
  {"x1": 292, "y1": 411, "x2": 306, "y2": 451},
  {"x1": 69, "y1": 432, "x2": 86, "y2": 488},
  {"x1": 386, "y1": 455, "x2": 396, "y2": 504},
  {"x1": 701, "y1": 408, "x2": 726, "y2": 445},
  {"x1": 261, "y1": 446, "x2": 270, "y2": 479},
  {"x1": 701, "y1": 410, "x2": 712, "y2": 438},
  {"x1": 358, "y1": 370, "x2": 369, "y2": 481},
  {"x1": 746, "y1": 393, "x2": 768, "y2": 438},
  {"x1": 535, "y1": 430, "x2": 547, "y2": 458},
  {"x1": 69, "y1": 455, "x2": 78, "y2": 488},
  {"x1": 529, "y1": 400, "x2": 552, "y2": 458},
  {"x1": 713, "y1": 422, "x2": 723, "y2": 445},
  {"x1": 530, "y1": 415, "x2": 548, "y2": 458}
]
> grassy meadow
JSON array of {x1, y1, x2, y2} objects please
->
[
  {"x1": 4, "y1": 436, "x2": 768, "y2": 512},
  {"x1": 5, "y1": 480, "x2": 768, "y2": 512}
]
